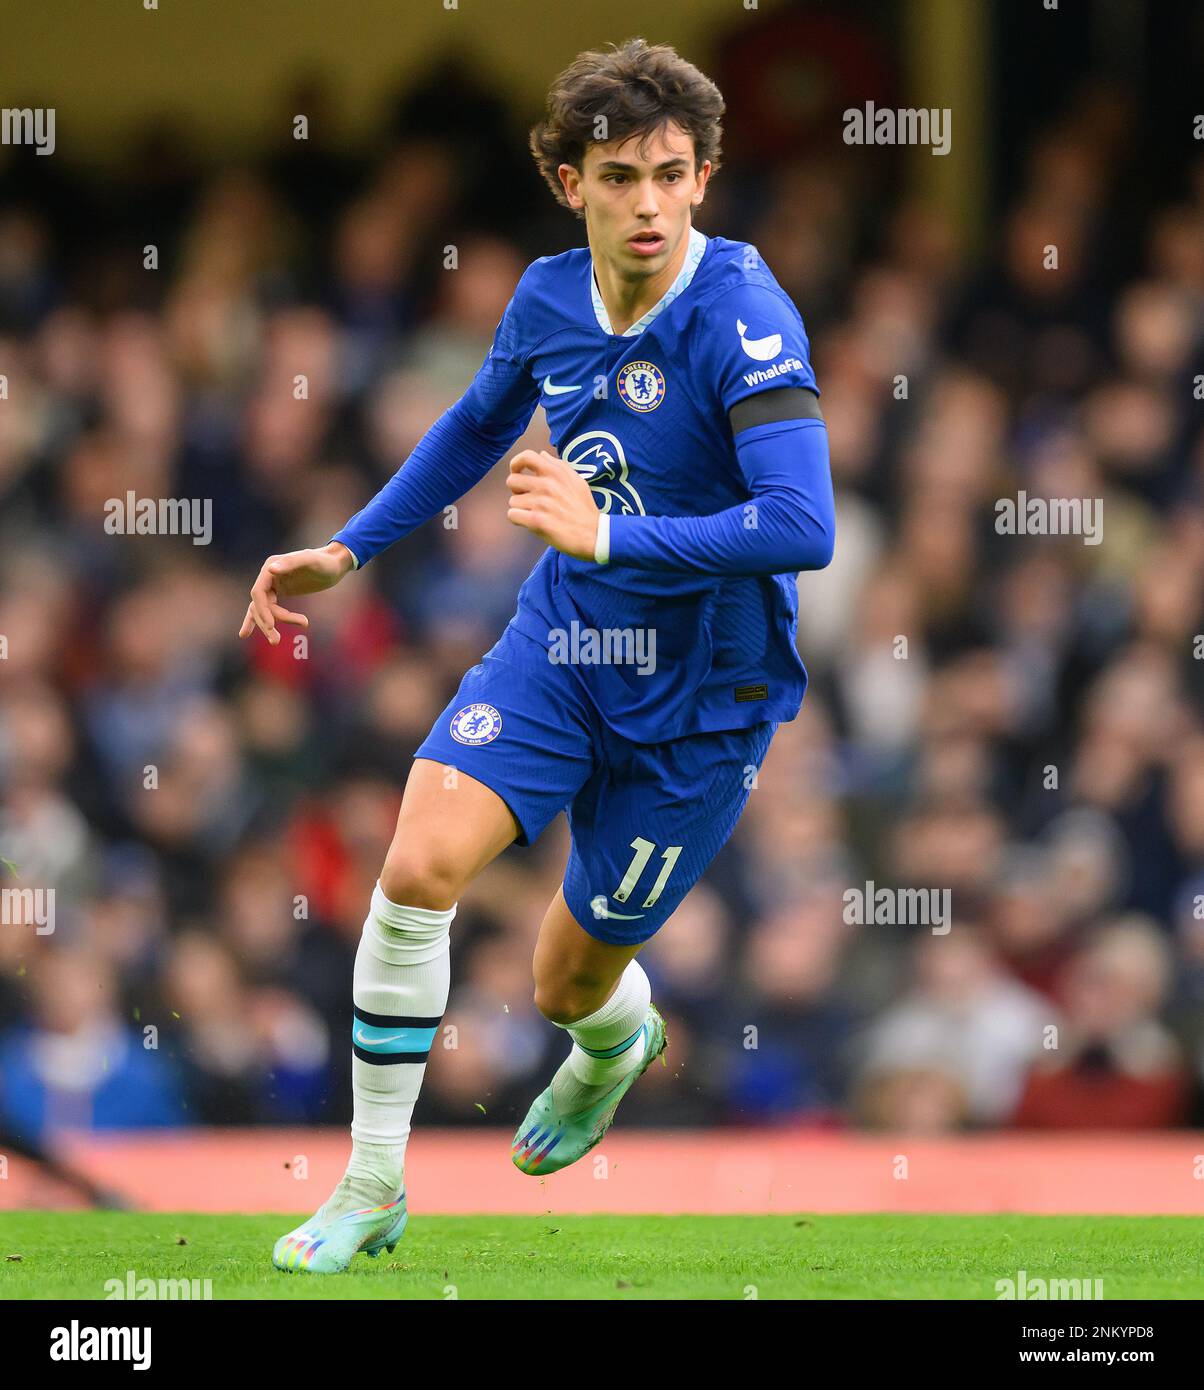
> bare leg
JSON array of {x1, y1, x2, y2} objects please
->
[
  {"x1": 531, "y1": 886, "x2": 643, "y2": 1023},
  {"x1": 526, "y1": 888, "x2": 656, "y2": 1127},
  {"x1": 380, "y1": 757, "x2": 521, "y2": 908}
]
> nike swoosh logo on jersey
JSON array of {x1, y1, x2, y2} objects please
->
[
  {"x1": 356, "y1": 1028, "x2": 409, "y2": 1045},
  {"x1": 542, "y1": 376, "x2": 582, "y2": 395},
  {"x1": 736, "y1": 318, "x2": 783, "y2": 362}
]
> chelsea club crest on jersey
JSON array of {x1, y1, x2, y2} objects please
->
[
  {"x1": 450, "y1": 703, "x2": 502, "y2": 746},
  {"x1": 616, "y1": 360, "x2": 665, "y2": 413}
]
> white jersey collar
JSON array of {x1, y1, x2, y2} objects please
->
[{"x1": 590, "y1": 225, "x2": 708, "y2": 336}]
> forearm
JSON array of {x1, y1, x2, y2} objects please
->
[
  {"x1": 604, "y1": 419, "x2": 834, "y2": 577},
  {"x1": 332, "y1": 400, "x2": 526, "y2": 568}
]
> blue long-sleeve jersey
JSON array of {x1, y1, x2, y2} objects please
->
[{"x1": 333, "y1": 229, "x2": 835, "y2": 741}]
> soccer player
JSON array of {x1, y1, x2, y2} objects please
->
[{"x1": 244, "y1": 38, "x2": 835, "y2": 1273}]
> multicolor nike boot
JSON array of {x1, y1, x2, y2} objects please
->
[
  {"x1": 511, "y1": 1004, "x2": 668, "y2": 1175},
  {"x1": 272, "y1": 1194, "x2": 408, "y2": 1274}
]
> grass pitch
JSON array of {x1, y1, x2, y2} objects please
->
[{"x1": 2, "y1": 1212, "x2": 1202, "y2": 1300}]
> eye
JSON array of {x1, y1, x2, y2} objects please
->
[
  {"x1": 663, "y1": 171, "x2": 683, "y2": 183},
  {"x1": 605, "y1": 173, "x2": 627, "y2": 185}
]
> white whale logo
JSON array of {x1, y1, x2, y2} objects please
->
[
  {"x1": 563, "y1": 430, "x2": 646, "y2": 517},
  {"x1": 737, "y1": 318, "x2": 783, "y2": 362}
]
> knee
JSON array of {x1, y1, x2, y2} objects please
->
[
  {"x1": 379, "y1": 840, "x2": 464, "y2": 911},
  {"x1": 533, "y1": 977, "x2": 606, "y2": 1026}
]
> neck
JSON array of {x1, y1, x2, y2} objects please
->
[{"x1": 591, "y1": 226, "x2": 691, "y2": 335}]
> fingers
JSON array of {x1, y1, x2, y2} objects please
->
[
  {"x1": 507, "y1": 488, "x2": 539, "y2": 520},
  {"x1": 269, "y1": 603, "x2": 308, "y2": 629},
  {"x1": 508, "y1": 449, "x2": 560, "y2": 476},
  {"x1": 507, "y1": 503, "x2": 541, "y2": 533},
  {"x1": 237, "y1": 598, "x2": 307, "y2": 644},
  {"x1": 250, "y1": 596, "x2": 280, "y2": 644},
  {"x1": 248, "y1": 557, "x2": 282, "y2": 639},
  {"x1": 506, "y1": 452, "x2": 568, "y2": 536},
  {"x1": 238, "y1": 550, "x2": 319, "y2": 645},
  {"x1": 507, "y1": 450, "x2": 569, "y2": 497},
  {"x1": 238, "y1": 599, "x2": 279, "y2": 646},
  {"x1": 506, "y1": 470, "x2": 541, "y2": 496}
]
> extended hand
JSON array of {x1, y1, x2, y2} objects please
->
[
  {"x1": 237, "y1": 543, "x2": 354, "y2": 646},
  {"x1": 506, "y1": 450, "x2": 600, "y2": 561}
]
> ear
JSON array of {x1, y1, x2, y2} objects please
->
[
  {"x1": 692, "y1": 160, "x2": 712, "y2": 208},
  {"x1": 557, "y1": 162, "x2": 584, "y2": 210}
]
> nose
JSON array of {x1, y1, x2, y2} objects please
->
[{"x1": 632, "y1": 176, "x2": 660, "y2": 220}]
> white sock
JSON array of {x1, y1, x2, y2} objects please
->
[
  {"x1": 550, "y1": 959, "x2": 652, "y2": 1113},
  {"x1": 324, "y1": 882, "x2": 453, "y2": 1217}
]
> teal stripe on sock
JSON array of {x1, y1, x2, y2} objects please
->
[
  {"x1": 578, "y1": 1022, "x2": 645, "y2": 1060},
  {"x1": 352, "y1": 1021, "x2": 437, "y2": 1053}
]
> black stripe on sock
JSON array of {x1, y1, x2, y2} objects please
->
[
  {"x1": 353, "y1": 1006, "x2": 443, "y2": 1029},
  {"x1": 353, "y1": 1044, "x2": 432, "y2": 1066}
]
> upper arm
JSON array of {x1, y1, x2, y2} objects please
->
[
  {"x1": 699, "y1": 280, "x2": 819, "y2": 423},
  {"x1": 458, "y1": 272, "x2": 541, "y2": 434},
  {"x1": 729, "y1": 385, "x2": 822, "y2": 436}
]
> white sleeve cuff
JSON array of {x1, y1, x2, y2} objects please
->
[{"x1": 594, "y1": 513, "x2": 610, "y2": 565}]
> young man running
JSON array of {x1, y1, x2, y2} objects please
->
[{"x1": 241, "y1": 37, "x2": 835, "y2": 1274}]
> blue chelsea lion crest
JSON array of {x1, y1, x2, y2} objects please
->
[
  {"x1": 450, "y1": 702, "x2": 502, "y2": 746},
  {"x1": 616, "y1": 360, "x2": 665, "y2": 413}
]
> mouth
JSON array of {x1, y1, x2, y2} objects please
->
[{"x1": 627, "y1": 230, "x2": 666, "y2": 256}]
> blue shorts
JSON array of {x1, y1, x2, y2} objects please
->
[{"x1": 415, "y1": 625, "x2": 777, "y2": 946}]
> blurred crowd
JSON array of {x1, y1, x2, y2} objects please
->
[{"x1": 1, "y1": 50, "x2": 1202, "y2": 1145}]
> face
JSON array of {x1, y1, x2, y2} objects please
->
[{"x1": 558, "y1": 120, "x2": 710, "y2": 276}]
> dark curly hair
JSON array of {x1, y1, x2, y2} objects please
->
[{"x1": 529, "y1": 38, "x2": 724, "y2": 217}]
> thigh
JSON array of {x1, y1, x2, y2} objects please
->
[
  {"x1": 563, "y1": 720, "x2": 778, "y2": 946},
  {"x1": 388, "y1": 755, "x2": 523, "y2": 888},
  {"x1": 413, "y1": 626, "x2": 598, "y2": 848}
]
